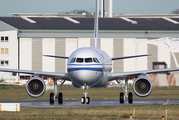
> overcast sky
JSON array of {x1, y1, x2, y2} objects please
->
[{"x1": 0, "y1": 0, "x2": 179, "y2": 16}]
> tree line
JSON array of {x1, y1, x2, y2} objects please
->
[
  {"x1": 59, "y1": 9, "x2": 93, "y2": 15},
  {"x1": 59, "y1": 8, "x2": 179, "y2": 15},
  {"x1": 171, "y1": 9, "x2": 179, "y2": 14}
]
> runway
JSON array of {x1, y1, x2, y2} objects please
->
[{"x1": 1, "y1": 98, "x2": 179, "y2": 109}]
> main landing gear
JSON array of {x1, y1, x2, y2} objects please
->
[
  {"x1": 81, "y1": 85, "x2": 90, "y2": 104},
  {"x1": 116, "y1": 78, "x2": 133, "y2": 104},
  {"x1": 49, "y1": 79, "x2": 65, "y2": 104}
]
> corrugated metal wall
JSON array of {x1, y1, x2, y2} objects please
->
[
  {"x1": 90, "y1": 38, "x2": 101, "y2": 49},
  {"x1": 19, "y1": 37, "x2": 179, "y2": 87},
  {"x1": 113, "y1": 38, "x2": 123, "y2": 72},
  {"x1": 32, "y1": 38, "x2": 42, "y2": 71},
  {"x1": 55, "y1": 38, "x2": 65, "y2": 72},
  {"x1": 148, "y1": 44, "x2": 158, "y2": 70},
  {"x1": 171, "y1": 53, "x2": 179, "y2": 68}
]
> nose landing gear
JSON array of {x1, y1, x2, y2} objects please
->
[{"x1": 81, "y1": 85, "x2": 90, "y2": 104}]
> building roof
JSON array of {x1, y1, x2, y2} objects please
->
[{"x1": 0, "y1": 16, "x2": 179, "y2": 31}]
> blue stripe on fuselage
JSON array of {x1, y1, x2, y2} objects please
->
[
  {"x1": 68, "y1": 68, "x2": 103, "y2": 72},
  {"x1": 68, "y1": 64, "x2": 105, "y2": 66}
]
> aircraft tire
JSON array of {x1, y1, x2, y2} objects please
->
[
  {"x1": 81, "y1": 97, "x2": 85, "y2": 104},
  {"x1": 128, "y1": 92, "x2": 133, "y2": 104},
  {"x1": 120, "y1": 92, "x2": 124, "y2": 104},
  {"x1": 50, "y1": 92, "x2": 54, "y2": 104},
  {"x1": 86, "y1": 97, "x2": 90, "y2": 104},
  {"x1": 58, "y1": 92, "x2": 63, "y2": 104}
]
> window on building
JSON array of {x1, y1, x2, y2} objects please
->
[
  {"x1": 153, "y1": 62, "x2": 167, "y2": 69},
  {"x1": 5, "y1": 37, "x2": 8, "y2": 42},
  {"x1": 1, "y1": 60, "x2": 9, "y2": 66},
  {"x1": 1, "y1": 36, "x2": 8, "y2": 42},
  {"x1": 1, "y1": 37, "x2": 4, "y2": 42},
  {"x1": 1, "y1": 48, "x2": 8, "y2": 54},
  {"x1": 5, "y1": 61, "x2": 8, "y2": 66},
  {"x1": 1, "y1": 48, "x2": 4, "y2": 54},
  {"x1": 5, "y1": 48, "x2": 8, "y2": 54},
  {"x1": 1, "y1": 61, "x2": 4, "y2": 66}
]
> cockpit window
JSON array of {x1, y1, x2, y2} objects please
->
[
  {"x1": 85, "y1": 58, "x2": 92, "y2": 63},
  {"x1": 70, "y1": 58, "x2": 76, "y2": 63},
  {"x1": 70, "y1": 58, "x2": 73, "y2": 63},
  {"x1": 76, "y1": 58, "x2": 83, "y2": 63},
  {"x1": 96, "y1": 58, "x2": 100, "y2": 63},
  {"x1": 75, "y1": 57, "x2": 99, "y2": 63},
  {"x1": 93, "y1": 58, "x2": 97, "y2": 63},
  {"x1": 93, "y1": 58, "x2": 100, "y2": 63}
]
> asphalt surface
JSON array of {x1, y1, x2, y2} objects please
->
[{"x1": 1, "y1": 98, "x2": 179, "y2": 109}]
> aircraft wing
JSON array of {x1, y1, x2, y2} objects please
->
[
  {"x1": 43, "y1": 55, "x2": 68, "y2": 59},
  {"x1": 0, "y1": 68, "x2": 70, "y2": 81},
  {"x1": 111, "y1": 54, "x2": 151, "y2": 60},
  {"x1": 109, "y1": 67, "x2": 179, "y2": 81}
]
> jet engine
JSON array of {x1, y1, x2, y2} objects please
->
[
  {"x1": 26, "y1": 76, "x2": 46, "y2": 98},
  {"x1": 133, "y1": 76, "x2": 153, "y2": 97}
]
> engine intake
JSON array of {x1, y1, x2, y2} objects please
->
[
  {"x1": 133, "y1": 76, "x2": 153, "y2": 97},
  {"x1": 26, "y1": 76, "x2": 46, "y2": 98}
]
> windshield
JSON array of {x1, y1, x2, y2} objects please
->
[
  {"x1": 70, "y1": 58, "x2": 76, "y2": 63},
  {"x1": 85, "y1": 58, "x2": 92, "y2": 63},
  {"x1": 93, "y1": 58, "x2": 100, "y2": 63},
  {"x1": 74, "y1": 57, "x2": 100, "y2": 63},
  {"x1": 76, "y1": 58, "x2": 83, "y2": 63}
]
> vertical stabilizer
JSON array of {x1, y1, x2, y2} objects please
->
[{"x1": 94, "y1": 0, "x2": 99, "y2": 49}]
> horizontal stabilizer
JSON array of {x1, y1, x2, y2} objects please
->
[
  {"x1": 111, "y1": 54, "x2": 151, "y2": 60},
  {"x1": 43, "y1": 55, "x2": 68, "y2": 59}
]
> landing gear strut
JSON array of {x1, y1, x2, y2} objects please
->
[
  {"x1": 49, "y1": 78, "x2": 65, "y2": 104},
  {"x1": 116, "y1": 78, "x2": 133, "y2": 104},
  {"x1": 81, "y1": 85, "x2": 90, "y2": 104}
]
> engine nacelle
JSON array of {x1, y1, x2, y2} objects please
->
[
  {"x1": 133, "y1": 76, "x2": 153, "y2": 97},
  {"x1": 26, "y1": 76, "x2": 46, "y2": 98}
]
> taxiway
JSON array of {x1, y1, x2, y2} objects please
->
[{"x1": 1, "y1": 98, "x2": 179, "y2": 109}]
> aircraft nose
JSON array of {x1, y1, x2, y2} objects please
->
[
  {"x1": 76, "y1": 70, "x2": 94, "y2": 81},
  {"x1": 71, "y1": 70, "x2": 103, "y2": 86}
]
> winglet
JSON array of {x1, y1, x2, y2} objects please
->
[{"x1": 94, "y1": 0, "x2": 99, "y2": 49}]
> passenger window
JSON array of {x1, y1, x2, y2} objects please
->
[
  {"x1": 76, "y1": 58, "x2": 83, "y2": 63},
  {"x1": 85, "y1": 58, "x2": 92, "y2": 63}
]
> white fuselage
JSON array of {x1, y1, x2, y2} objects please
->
[{"x1": 67, "y1": 47, "x2": 112, "y2": 88}]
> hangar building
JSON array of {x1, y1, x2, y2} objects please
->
[{"x1": 0, "y1": 14, "x2": 179, "y2": 85}]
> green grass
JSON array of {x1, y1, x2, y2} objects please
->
[
  {"x1": 0, "y1": 104, "x2": 179, "y2": 120},
  {"x1": 0, "y1": 85, "x2": 179, "y2": 100},
  {"x1": 1, "y1": 85, "x2": 179, "y2": 119}
]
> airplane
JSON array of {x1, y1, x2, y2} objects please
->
[{"x1": 1, "y1": 0, "x2": 179, "y2": 105}]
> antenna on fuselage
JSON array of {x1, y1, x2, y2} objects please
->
[{"x1": 94, "y1": 0, "x2": 99, "y2": 49}]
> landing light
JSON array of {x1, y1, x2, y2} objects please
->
[
  {"x1": 81, "y1": 86, "x2": 85, "y2": 89},
  {"x1": 81, "y1": 85, "x2": 89, "y2": 90}
]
